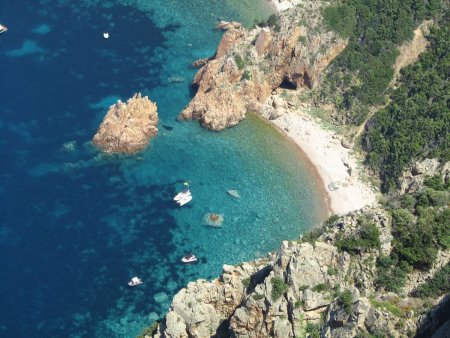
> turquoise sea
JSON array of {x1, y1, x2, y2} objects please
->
[{"x1": 0, "y1": 1, "x2": 328, "y2": 336}]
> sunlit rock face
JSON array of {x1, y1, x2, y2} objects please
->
[
  {"x1": 180, "y1": 1, "x2": 348, "y2": 131},
  {"x1": 92, "y1": 93, "x2": 158, "y2": 154}
]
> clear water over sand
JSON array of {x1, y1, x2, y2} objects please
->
[{"x1": 0, "y1": 1, "x2": 327, "y2": 336}]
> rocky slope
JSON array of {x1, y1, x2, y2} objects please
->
[
  {"x1": 179, "y1": 1, "x2": 347, "y2": 130},
  {"x1": 92, "y1": 93, "x2": 158, "y2": 154},
  {"x1": 150, "y1": 160, "x2": 449, "y2": 338}
]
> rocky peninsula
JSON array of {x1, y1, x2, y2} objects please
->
[
  {"x1": 179, "y1": 1, "x2": 347, "y2": 131},
  {"x1": 92, "y1": 93, "x2": 158, "y2": 154},
  {"x1": 152, "y1": 161, "x2": 449, "y2": 337}
]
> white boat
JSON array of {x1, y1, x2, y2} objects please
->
[
  {"x1": 173, "y1": 189, "x2": 191, "y2": 201},
  {"x1": 128, "y1": 276, "x2": 143, "y2": 287},
  {"x1": 176, "y1": 194, "x2": 192, "y2": 206},
  {"x1": 174, "y1": 189, "x2": 192, "y2": 206},
  {"x1": 0, "y1": 24, "x2": 8, "y2": 34},
  {"x1": 103, "y1": 32, "x2": 109, "y2": 39},
  {"x1": 182, "y1": 253, "x2": 197, "y2": 263}
]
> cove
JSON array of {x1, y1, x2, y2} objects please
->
[{"x1": 0, "y1": 1, "x2": 327, "y2": 336}]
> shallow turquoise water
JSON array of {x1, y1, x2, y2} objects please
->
[{"x1": 0, "y1": 1, "x2": 327, "y2": 336}]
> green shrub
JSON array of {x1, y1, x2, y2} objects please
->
[
  {"x1": 242, "y1": 277, "x2": 250, "y2": 288},
  {"x1": 234, "y1": 54, "x2": 245, "y2": 70},
  {"x1": 336, "y1": 219, "x2": 380, "y2": 254},
  {"x1": 298, "y1": 35, "x2": 307, "y2": 44},
  {"x1": 369, "y1": 296, "x2": 404, "y2": 317},
  {"x1": 271, "y1": 276, "x2": 288, "y2": 301},
  {"x1": 254, "y1": 14, "x2": 280, "y2": 32},
  {"x1": 415, "y1": 263, "x2": 450, "y2": 298},
  {"x1": 424, "y1": 175, "x2": 446, "y2": 191},
  {"x1": 295, "y1": 299, "x2": 304, "y2": 309},
  {"x1": 241, "y1": 70, "x2": 252, "y2": 81},
  {"x1": 338, "y1": 290, "x2": 353, "y2": 314},
  {"x1": 299, "y1": 284, "x2": 309, "y2": 292},
  {"x1": 392, "y1": 208, "x2": 438, "y2": 270},
  {"x1": 434, "y1": 208, "x2": 450, "y2": 249},
  {"x1": 301, "y1": 227, "x2": 324, "y2": 244},
  {"x1": 137, "y1": 322, "x2": 158, "y2": 338},
  {"x1": 322, "y1": 4, "x2": 356, "y2": 38},
  {"x1": 311, "y1": 283, "x2": 330, "y2": 293},
  {"x1": 253, "y1": 293, "x2": 265, "y2": 301},
  {"x1": 305, "y1": 322, "x2": 321, "y2": 338},
  {"x1": 324, "y1": 214, "x2": 340, "y2": 227},
  {"x1": 327, "y1": 267, "x2": 338, "y2": 276},
  {"x1": 375, "y1": 255, "x2": 408, "y2": 293}
]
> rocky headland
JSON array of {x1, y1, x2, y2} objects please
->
[
  {"x1": 179, "y1": 1, "x2": 347, "y2": 131},
  {"x1": 149, "y1": 161, "x2": 449, "y2": 338},
  {"x1": 92, "y1": 93, "x2": 158, "y2": 154}
]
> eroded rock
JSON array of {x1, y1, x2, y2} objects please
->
[{"x1": 92, "y1": 93, "x2": 158, "y2": 154}]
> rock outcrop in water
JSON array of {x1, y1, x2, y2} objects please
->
[
  {"x1": 179, "y1": 1, "x2": 347, "y2": 130},
  {"x1": 92, "y1": 93, "x2": 158, "y2": 154}
]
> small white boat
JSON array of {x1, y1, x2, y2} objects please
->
[
  {"x1": 0, "y1": 24, "x2": 8, "y2": 34},
  {"x1": 174, "y1": 189, "x2": 192, "y2": 206},
  {"x1": 173, "y1": 189, "x2": 191, "y2": 201},
  {"x1": 182, "y1": 253, "x2": 197, "y2": 263},
  {"x1": 103, "y1": 32, "x2": 109, "y2": 39},
  {"x1": 128, "y1": 276, "x2": 143, "y2": 287},
  {"x1": 176, "y1": 194, "x2": 192, "y2": 206}
]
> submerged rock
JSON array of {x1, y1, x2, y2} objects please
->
[
  {"x1": 227, "y1": 189, "x2": 241, "y2": 199},
  {"x1": 216, "y1": 20, "x2": 242, "y2": 31},
  {"x1": 92, "y1": 93, "x2": 158, "y2": 154},
  {"x1": 204, "y1": 213, "x2": 224, "y2": 227}
]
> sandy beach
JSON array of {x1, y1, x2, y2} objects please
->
[
  {"x1": 269, "y1": 0, "x2": 299, "y2": 12},
  {"x1": 269, "y1": 109, "x2": 378, "y2": 215},
  {"x1": 266, "y1": 1, "x2": 377, "y2": 215}
]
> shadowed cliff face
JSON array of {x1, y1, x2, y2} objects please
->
[
  {"x1": 93, "y1": 93, "x2": 158, "y2": 154},
  {"x1": 179, "y1": 1, "x2": 347, "y2": 131}
]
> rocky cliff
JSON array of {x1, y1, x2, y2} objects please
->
[
  {"x1": 92, "y1": 93, "x2": 158, "y2": 154},
  {"x1": 148, "y1": 160, "x2": 449, "y2": 338},
  {"x1": 179, "y1": 1, "x2": 347, "y2": 130}
]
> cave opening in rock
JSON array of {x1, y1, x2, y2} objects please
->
[
  {"x1": 189, "y1": 82, "x2": 199, "y2": 97},
  {"x1": 279, "y1": 78, "x2": 297, "y2": 90}
]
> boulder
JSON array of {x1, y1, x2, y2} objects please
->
[
  {"x1": 255, "y1": 27, "x2": 272, "y2": 56},
  {"x1": 216, "y1": 20, "x2": 242, "y2": 31},
  {"x1": 92, "y1": 93, "x2": 158, "y2": 154}
]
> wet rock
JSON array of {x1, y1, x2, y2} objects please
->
[
  {"x1": 216, "y1": 20, "x2": 242, "y2": 31},
  {"x1": 191, "y1": 57, "x2": 210, "y2": 68}
]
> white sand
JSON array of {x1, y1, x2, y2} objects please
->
[
  {"x1": 269, "y1": 0, "x2": 299, "y2": 12},
  {"x1": 271, "y1": 111, "x2": 378, "y2": 215}
]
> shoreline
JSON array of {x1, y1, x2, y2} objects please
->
[
  {"x1": 267, "y1": 108, "x2": 378, "y2": 215},
  {"x1": 269, "y1": 0, "x2": 298, "y2": 13},
  {"x1": 249, "y1": 113, "x2": 333, "y2": 221}
]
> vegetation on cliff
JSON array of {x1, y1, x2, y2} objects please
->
[
  {"x1": 364, "y1": 21, "x2": 449, "y2": 191},
  {"x1": 321, "y1": 0, "x2": 443, "y2": 125},
  {"x1": 375, "y1": 174, "x2": 449, "y2": 292},
  {"x1": 415, "y1": 262, "x2": 450, "y2": 297}
]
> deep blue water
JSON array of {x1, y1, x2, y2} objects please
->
[{"x1": 0, "y1": 1, "x2": 327, "y2": 337}]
